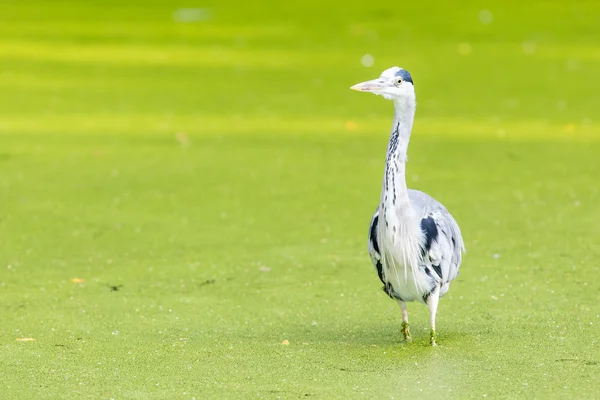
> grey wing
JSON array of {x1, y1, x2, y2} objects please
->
[
  {"x1": 409, "y1": 190, "x2": 465, "y2": 287},
  {"x1": 367, "y1": 208, "x2": 385, "y2": 284}
]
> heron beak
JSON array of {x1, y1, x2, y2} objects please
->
[{"x1": 350, "y1": 79, "x2": 386, "y2": 93}]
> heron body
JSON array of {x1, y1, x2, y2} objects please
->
[{"x1": 352, "y1": 67, "x2": 465, "y2": 345}]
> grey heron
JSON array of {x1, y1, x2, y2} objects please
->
[{"x1": 351, "y1": 67, "x2": 465, "y2": 346}]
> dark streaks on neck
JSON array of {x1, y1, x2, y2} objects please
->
[
  {"x1": 384, "y1": 124, "x2": 397, "y2": 189},
  {"x1": 387, "y1": 122, "x2": 400, "y2": 156}
]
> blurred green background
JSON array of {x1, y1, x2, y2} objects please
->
[{"x1": 1, "y1": 0, "x2": 599, "y2": 398}]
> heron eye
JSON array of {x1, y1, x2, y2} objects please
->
[{"x1": 395, "y1": 78, "x2": 403, "y2": 86}]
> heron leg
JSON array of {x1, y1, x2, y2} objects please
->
[
  {"x1": 427, "y1": 286, "x2": 440, "y2": 346},
  {"x1": 396, "y1": 300, "x2": 412, "y2": 341}
]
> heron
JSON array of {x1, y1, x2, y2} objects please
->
[{"x1": 351, "y1": 67, "x2": 465, "y2": 346}]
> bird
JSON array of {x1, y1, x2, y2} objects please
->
[{"x1": 351, "y1": 67, "x2": 465, "y2": 346}]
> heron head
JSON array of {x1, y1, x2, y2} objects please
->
[{"x1": 351, "y1": 67, "x2": 415, "y2": 101}]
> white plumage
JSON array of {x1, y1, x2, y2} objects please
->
[{"x1": 352, "y1": 67, "x2": 465, "y2": 345}]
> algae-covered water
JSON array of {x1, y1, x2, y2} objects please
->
[{"x1": 1, "y1": 0, "x2": 599, "y2": 398}]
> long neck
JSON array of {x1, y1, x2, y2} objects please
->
[{"x1": 381, "y1": 98, "x2": 416, "y2": 214}]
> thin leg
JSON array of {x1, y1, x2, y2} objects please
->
[
  {"x1": 427, "y1": 286, "x2": 440, "y2": 346},
  {"x1": 396, "y1": 300, "x2": 412, "y2": 341}
]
